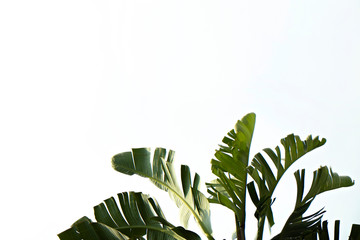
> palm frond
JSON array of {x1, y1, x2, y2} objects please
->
[{"x1": 112, "y1": 148, "x2": 213, "y2": 239}]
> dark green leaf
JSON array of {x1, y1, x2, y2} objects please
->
[
  {"x1": 272, "y1": 167, "x2": 354, "y2": 240},
  {"x1": 248, "y1": 134, "x2": 326, "y2": 229}
]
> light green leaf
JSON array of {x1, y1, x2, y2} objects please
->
[
  {"x1": 206, "y1": 112, "x2": 256, "y2": 234},
  {"x1": 112, "y1": 148, "x2": 213, "y2": 239}
]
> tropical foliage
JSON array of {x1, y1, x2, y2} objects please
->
[
  {"x1": 59, "y1": 192, "x2": 201, "y2": 240},
  {"x1": 111, "y1": 148, "x2": 213, "y2": 239},
  {"x1": 59, "y1": 113, "x2": 356, "y2": 240}
]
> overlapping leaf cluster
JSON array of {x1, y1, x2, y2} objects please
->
[
  {"x1": 59, "y1": 113, "x2": 355, "y2": 240},
  {"x1": 247, "y1": 134, "x2": 327, "y2": 238},
  {"x1": 206, "y1": 113, "x2": 255, "y2": 239},
  {"x1": 112, "y1": 148, "x2": 213, "y2": 239},
  {"x1": 59, "y1": 192, "x2": 200, "y2": 240}
]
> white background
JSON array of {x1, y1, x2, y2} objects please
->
[{"x1": 1, "y1": 1, "x2": 359, "y2": 239}]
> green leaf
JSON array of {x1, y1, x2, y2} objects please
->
[
  {"x1": 247, "y1": 134, "x2": 326, "y2": 229},
  {"x1": 58, "y1": 226, "x2": 83, "y2": 240},
  {"x1": 92, "y1": 223, "x2": 129, "y2": 240},
  {"x1": 112, "y1": 148, "x2": 213, "y2": 239},
  {"x1": 272, "y1": 167, "x2": 354, "y2": 240},
  {"x1": 206, "y1": 112, "x2": 256, "y2": 235},
  {"x1": 349, "y1": 224, "x2": 360, "y2": 240},
  {"x1": 302, "y1": 166, "x2": 354, "y2": 203},
  {"x1": 58, "y1": 216, "x2": 129, "y2": 240},
  {"x1": 59, "y1": 192, "x2": 200, "y2": 240}
]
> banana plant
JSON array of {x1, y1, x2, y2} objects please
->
[
  {"x1": 58, "y1": 192, "x2": 201, "y2": 240},
  {"x1": 206, "y1": 113, "x2": 354, "y2": 240},
  {"x1": 111, "y1": 148, "x2": 213, "y2": 240},
  {"x1": 59, "y1": 112, "x2": 356, "y2": 240}
]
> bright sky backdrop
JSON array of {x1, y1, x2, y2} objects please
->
[{"x1": 1, "y1": 1, "x2": 359, "y2": 239}]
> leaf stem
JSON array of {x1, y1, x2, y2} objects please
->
[{"x1": 235, "y1": 215, "x2": 245, "y2": 240}]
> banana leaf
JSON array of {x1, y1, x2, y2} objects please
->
[
  {"x1": 247, "y1": 134, "x2": 326, "y2": 237},
  {"x1": 58, "y1": 216, "x2": 130, "y2": 240},
  {"x1": 58, "y1": 192, "x2": 201, "y2": 240},
  {"x1": 271, "y1": 167, "x2": 354, "y2": 240},
  {"x1": 112, "y1": 148, "x2": 213, "y2": 239},
  {"x1": 206, "y1": 112, "x2": 256, "y2": 239}
]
